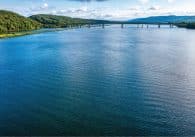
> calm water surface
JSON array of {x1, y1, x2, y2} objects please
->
[{"x1": 0, "y1": 25, "x2": 195, "y2": 136}]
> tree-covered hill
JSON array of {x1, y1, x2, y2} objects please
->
[
  {"x1": 29, "y1": 14, "x2": 112, "y2": 28},
  {"x1": 0, "y1": 10, "x2": 42, "y2": 34},
  {"x1": 29, "y1": 14, "x2": 89, "y2": 28}
]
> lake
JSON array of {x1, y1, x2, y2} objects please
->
[{"x1": 0, "y1": 25, "x2": 195, "y2": 136}]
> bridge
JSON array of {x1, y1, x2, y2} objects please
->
[{"x1": 69, "y1": 23, "x2": 175, "y2": 29}]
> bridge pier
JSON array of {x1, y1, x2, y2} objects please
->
[
  {"x1": 102, "y1": 24, "x2": 105, "y2": 29},
  {"x1": 121, "y1": 24, "x2": 124, "y2": 28},
  {"x1": 170, "y1": 24, "x2": 173, "y2": 28}
]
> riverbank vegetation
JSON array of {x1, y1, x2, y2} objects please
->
[
  {"x1": 29, "y1": 14, "x2": 112, "y2": 28},
  {"x1": 0, "y1": 32, "x2": 33, "y2": 38},
  {"x1": 29, "y1": 14, "x2": 90, "y2": 28},
  {"x1": 0, "y1": 28, "x2": 67, "y2": 38},
  {"x1": 176, "y1": 22, "x2": 195, "y2": 29}
]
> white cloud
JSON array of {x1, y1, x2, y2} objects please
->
[
  {"x1": 41, "y1": 3, "x2": 48, "y2": 9},
  {"x1": 129, "y1": 6, "x2": 141, "y2": 11},
  {"x1": 139, "y1": 0, "x2": 149, "y2": 4},
  {"x1": 168, "y1": 0, "x2": 175, "y2": 3},
  {"x1": 148, "y1": 5, "x2": 160, "y2": 10},
  {"x1": 20, "y1": 0, "x2": 195, "y2": 20}
]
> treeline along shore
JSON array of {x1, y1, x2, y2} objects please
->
[
  {"x1": 175, "y1": 22, "x2": 195, "y2": 29},
  {"x1": 1, "y1": 10, "x2": 195, "y2": 38},
  {"x1": 0, "y1": 10, "x2": 112, "y2": 38}
]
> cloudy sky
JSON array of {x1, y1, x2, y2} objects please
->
[{"x1": 1, "y1": 0, "x2": 195, "y2": 20}]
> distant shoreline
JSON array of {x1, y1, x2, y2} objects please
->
[
  {"x1": 0, "y1": 25, "x2": 106, "y2": 39},
  {"x1": 1, "y1": 24, "x2": 195, "y2": 39}
]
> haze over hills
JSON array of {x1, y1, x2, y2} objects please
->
[{"x1": 129, "y1": 15, "x2": 195, "y2": 24}]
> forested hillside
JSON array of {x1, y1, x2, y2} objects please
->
[
  {"x1": 0, "y1": 10, "x2": 41, "y2": 34},
  {"x1": 29, "y1": 14, "x2": 90, "y2": 28},
  {"x1": 29, "y1": 14, "x2": 111, "y2": 28}
]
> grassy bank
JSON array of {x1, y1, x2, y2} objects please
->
[
  {"x1": 0, "y1": 31, "x2": 35, "y2": 38},
  {"x1": 0, "y1": 28, "x2": 71, "y2": 39}
]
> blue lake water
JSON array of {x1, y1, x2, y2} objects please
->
[{"x1": 0, "y1": 25, "x2": 195, "y2": 136}]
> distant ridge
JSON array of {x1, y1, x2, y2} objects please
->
[{"x1": 129, "y1": 15, "x2": 195, "y2": 24}]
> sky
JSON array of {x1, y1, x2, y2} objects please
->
[{"x1": 1, "y1": 0, "x2": 195, "y2": 20}]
